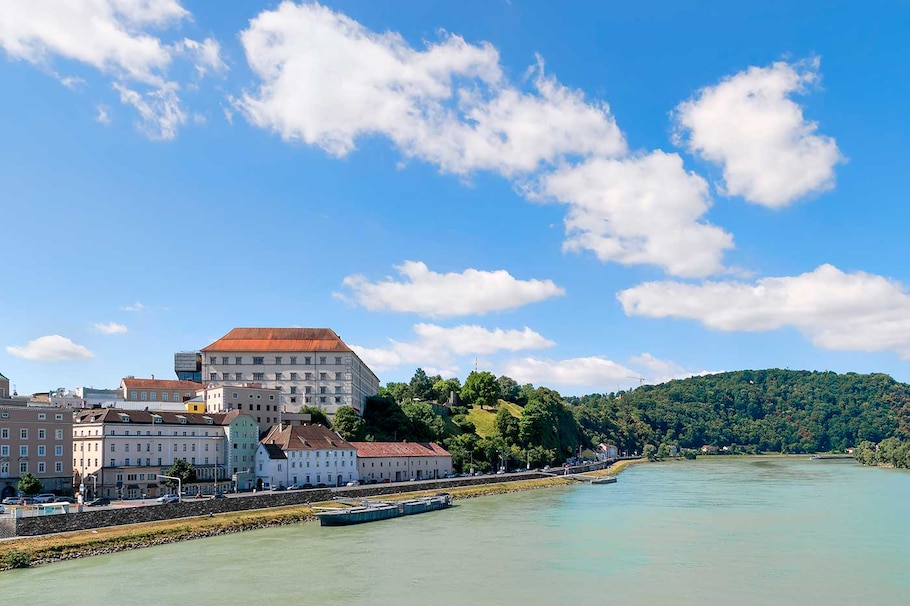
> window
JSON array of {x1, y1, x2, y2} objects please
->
[
  {"x1": 335, "y1": 372, "x2": 342, "y2": 380},
  {"x1": 290, "y1": 356, "x2": 297, "y2": 365},
  {"x1": 125, "y1": 458, "x2": 131, "y2": 466},
  {"x1": 223, "y1": 374, "x2": 230, "y2": 381},
  {"x1": 37, "y1": 462, "x2": 46, "y2": 473},
  {"x1": 319, "y1": 397, "x2": 326, "y2": 404},
  {"x1": 290, "y1": 372, "x2": 298, "y2": 380},
  {"x1": 290, "y1": 386, "x2": 297, "y2": 394},
  {"x1": 56, "y1": 414, "x2": 63, "y2": 420},
  {"x1": 20, "y1": 429, "x2": 27, "y2": 439},
  {"x1": 335, "y1": 386, "x2": 343, "y2": 393},
  {"x1": 55, "y1": 429, "x2": 63, "y2": 440},
  {"x1": 222, "y1": 357, "x2": 229, "y2": 364},
  {"x1": 38, "y1": 445, "x2": 46, "y2": 456},
  {"x1": 253, "y1": 357, "x2": 264, "y2": 365},
  {"x1": 232, "y1": 392, "x2": 238, "y2": 398},
  {"x1": 291, "y1": 397, "x2": 297, "y2": 404},
  {"x1": 131, "y1": 391, "x2": 138, "y2": 399},
  {"x1": 55, "y1": 462, "x2": 63, "y2": 472},
  {"x1": 275, "y1": 372, "x2": 283, "y2": 380},
  {"x1": 335, "y1": 356, "x2": 342, "y2": 365},
  {"x1": 319, "y1": 386, "x2": 327, "y2": 394},
  {"x1": 20, "y1": 462, "x2": 28, "y2": 474},
  {"x1": 253, "y1": 373, "x2": 264, "y2": 381},
  {"x1": 0, "y1": 428, "x2": 6, "y2": 439},
  {"x1": 125, "y1": 444, "x2": 130, "y2": 452},
  {"x1": 111, "y1": 444, "x2": 116, "y2": 452},
  {"x1": 305, "y1": 386, "x2": 312, "y2": 394},
  {"x1": 141, "y1": 391, "x2": 148, "y2": 401},
  {"x1": 162, "y1": 392, "x2": 169, "y2": 401},
  {"x1": 20, "y1": 445, "x2": 27, "y2": 456},
  {"x1": 334, "y1": 397, "x2": 341, "y2": 404},
  {"x1": 235, "y1": 373, "x2": 242, "y2": 381},
  {"x1": 235, "y1": 357, "x2": 242, "y2": 365},
  {"x1": 210, "y1": 374, "x2": 217, "y2": 381},
  {"x1": 38, "y1": 413, "x2": 46, "y2": 420},
  {"x1": 304, "y1": 356, "x2": 311, "y2": 365},
  {"x1": 150, "y1": 392, "x2": 157, "y2": 401},
  {"x1": 319, "y1": 373, "x2": 328, "y2": 380},
  {"x1": 319, "y1": 356, "x2": 327, "y2": 364},
  {"x1": 111, "y1": 458, "x2": 116, "y2": 467},
  {"x1": 305, "y1": 372, "x2": 313, "y2": 380},
  {"x1": 210, "y1": 357, "x2": 216, "y2": 364},
  {"x1": 55, "y1": 445, "x2": 63, "y2": 456},
  {"x1": 0, "y1": 445, "x2": 7, "y2": 456},
  {"x1": 275, "y1": 356, "x2": 282, "y2": 365}
]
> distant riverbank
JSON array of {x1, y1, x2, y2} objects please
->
[{"x1": 1, "y1": 461, "x2": 642, "y2": 571}]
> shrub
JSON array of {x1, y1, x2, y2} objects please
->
[{"x1": 4, "y1": 550, "x2": 31, "y2": 569}]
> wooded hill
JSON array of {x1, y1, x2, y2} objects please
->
[{"x1": 570, "y1": 369, "x2": 910, "y2": 454}]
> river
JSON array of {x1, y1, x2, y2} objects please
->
[{"x1": 2, "y1": 457, "x2": 909, "y2": 605}]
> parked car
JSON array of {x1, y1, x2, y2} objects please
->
[
  {"x1": 1, "y1": 497, "x2": 21, "y2": 505},
  {"x1": 53, "y1": 496, "x2": 77, "y2": 504},
  {"x1": 345, "y1": 480, "x2": 360, "y2": 487},
  {"x1": 379, "y1": 478, "x2": 391, "y2": 483},
  {"x1": 300, "y1": 483, "x2": 314, "y2": 489},
  {"x1": 157, "y1": 494, "x2": 180, "y2": 504},
  {"x1": 287, "y1": 484, "x2": 300, "y2": 490},
  {"x1": 271, "y1": 485, "x2": 287, "y2": 491},
  {"x1": 315, "y1": 483, "x2": 327, "y2": 488},
  {"x1": 33, "y1": 493, "x2": 57, "y2": 504},
  {"x1": 211, "y1": 493, "x2": 227, "y2": 500},
  {"x1": 86, "y1": 497, "x2": 111, "y2": 507}
]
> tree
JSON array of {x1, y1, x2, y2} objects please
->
[
  {"x1": 299, "y1": 406, "x2": 330, "y2": 427},
  {"x1": 333, "y1": 406, "x2": 365, "y2": 441},
  {"x1": 409, "y1": 368, "x2": 436, "y2": 401},
  {"x1": 461, "y1": 371, "x2": 499, "y2": 409},
  {"x1": 17, "y1": 472, "x2": 42, "y2": 496},
  {"x1": 497, "y1": 375, "x2": 520, "y2": 403},
  {"x1": 401, "y1": 402, "x2": 447, "y2": 442},
  {"x1": 643, "y1": 444, "x2": 657, "y2": 461},
  {"x1": 495, "y1": 405, "x2": 520, "y2": 445},
  {"x1": 432, "y1": 378, "x2": 461, "y2": 404},
  {"x1": 381, "y1": 382, "x2": 414, "y2": 404},
  {"x1": 164, "y1": 458, "x2": 197, "y2": 488}
]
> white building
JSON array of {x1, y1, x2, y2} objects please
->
[
  {"x1": 255, "y1": 424, "x2": 358, "y2": 489},
  {"x1": 201, "y1": 328, "x2": 380, "y2": 416},
  {"x1": 72, "y1": 408, "x2": 256, "y2": 499},
  {"x1": 352, "y1": 442, "x2": 452, "y2": 483}
]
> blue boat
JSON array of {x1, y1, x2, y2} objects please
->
[{"x1": 316, "y1": 493, "x2": 452, "y2": 526}]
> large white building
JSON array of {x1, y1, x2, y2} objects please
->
[
  {"x1": 72, "y1": 408, "x2": 258, "y2": 499},
  {"x1": 256, "y1": 424, "x2": 358, "y2": 489},
  {"x1": 201, "y1": 328, "x2": 380, "y2": 416}
]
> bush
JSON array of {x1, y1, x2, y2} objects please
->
[{"x1": 4, "y1": 550, "x2": 31, "y2": 569}]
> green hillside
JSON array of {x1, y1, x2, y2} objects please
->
[{"x1": 467, "y1": 401, "x2": 522, "y2": 437}]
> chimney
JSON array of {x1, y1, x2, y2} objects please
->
[{"x1": 151, "y1": 374, "x2": 155, "y2": 380}]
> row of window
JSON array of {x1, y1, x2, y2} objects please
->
[
  {"x1": 1, "y1": 444, "x2": 63, "y2": 457},
  {"x1": 210, "y1": 356, "x2": 345, "y2": 366},
  {"x1": 128, "y1": 391, "x2": 192, "y2": 401},
  {"x1": 0, "y1": 427, "x2": 64, "y2": 440},
  {"x1": 106, "y1": 442, "x2": 220, "y2": 453},
  {"x1": 4, "y1": 461, "x2": 63, "y2": 474},
  {"x1": 0, "y1": 412, "x2": 65, "y2": 421}
]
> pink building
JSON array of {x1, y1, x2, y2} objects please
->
[{"x1": 0, "y1": 400, "x2": 73, "y2": 499}]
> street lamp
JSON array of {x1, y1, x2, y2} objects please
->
[{"x1": 158, "y1": 474, "x2": 182, "y2": 502}]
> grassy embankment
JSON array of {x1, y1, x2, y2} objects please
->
[
  {"x1": 0, "y1": 466, "x2": 635, "y2": 571},
  {"x1": 466, "y1": 400, "x2": 522, "y2": 437}
]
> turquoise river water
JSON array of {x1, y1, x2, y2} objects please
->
[{"x1": 2, "y1": 457, "x2": 909, "y2": 605}]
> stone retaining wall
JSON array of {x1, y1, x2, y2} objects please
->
[{"x1": 9, "y1": 472, "x2": 554, "y2": 537}]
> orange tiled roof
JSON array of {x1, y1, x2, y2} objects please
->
[
  {"x1": 121, "y1": 378, "x2": 202, "y2": 390},
  {"x1": 201, "y1": 328, "x2": 352, "y2": 353},
  {"x1": 261, "y1": 424, "x2": 354, "y2": 451},
  {"x1": 350, "y1": 442, "x2": 451, "y2": 458}
]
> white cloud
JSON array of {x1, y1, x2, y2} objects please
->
[
  {"x1": 352, "y1": 323, "x2": 554, "y2": 372},
  {"x1": 500, "y1": 356, "x2": 635, "y2": 389},
  {"x1": 618, "y1": 264, "x2": 910, "y2": 358},
  {"x1": 175, "y1": 37, "x2": 226, "y2": 77},
  {"x1": 0, "y1": 0, "x2": 223, "y2": 140},
  {"x1": 338, "y1": 261, "x2": 565, "y2": 317},
  {"x1": 535, "y1": 151, "x2": 734, "y2": 277},
  {"x1": 7, "y1": 335, "x2": 94, "y2": 361},
  {"x1": 95, "y1": 104, "x2": 111, "y2": 125},
  {"x1": 122, "y1": 301, "x2": 144, "y2": 312},
  {"x1": 93, "y1": 322, "x2": 127, "y2": 334},
  {"x1": 673, "y1": 59, "x2": 842, "y2": 207},
  {"x1": 236, "y1": 2, "x2": 625, "y2": 176}
]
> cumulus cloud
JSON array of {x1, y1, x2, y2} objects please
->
[
  {"x1": 0, "y1": 0, "x2": 223, "y2": 140},
  {"x1": 535, "y1": 151, "x2": 734, "y2": 277},
  {"x1": 673, "y1": 58, "x2": 842, "y2": 207},
  {"x1": 7, "y1": 335, "x2": 94, "y2": 361},
  {"x1": 338, "y1": 261, "x2": 565, "y2": 317},
  {"x1": 500, "y1": 356, "x2": 635, "y2": 389},
  {"x1": 352, "y1": 323, "x2": 554, "y2": 372},
  {"x1": 93, "y1": 322, "x2": 127, "y2": 334},
  {"x1": 618, "y1": 264, "x2": 910, "y2": 358},
  {"x1": 235, "y1": 2, "x2": 625, "y2": 176},
  {"x1": 95, "y1": 104, "x2": 112, "y2": 125},
  {"x1": 122, "y1": 301, "x2": 144, "y2": 312}
]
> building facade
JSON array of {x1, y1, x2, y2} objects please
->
[
  {"x1": 0, "y1": 404, "x2": 73, "y2": 498},
  {"x1": 201, "y1": 328, "x2": 380, "y2": 416},
  {"x1": 256, "y1": 424, "x2": 358, "y2": 488},
  {"x1": 174, "y1": 351, "x2": 202, "y2": 383},
  {"x1": 72, "y1": 409, "x2": 238, "y2": 499},
  {"x1": 352, "y1": 442, "x2": 452, "y2": 483},
  {"x1": 120, "y1": 377, "x2": 202, "y2": 406}
]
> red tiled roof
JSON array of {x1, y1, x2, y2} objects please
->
[
  {"x1": 261, "y1": 424, "x2": 354, "y2": 451},
  {"x1": 350, "y1": 442, "x2": 451, "y2": 458},
  {"x1": 201, "y1": 328, "x2": 352, "y2": 353},
  {"x1": 121, "y1": 378, "x2": 202, "y2": 391}
]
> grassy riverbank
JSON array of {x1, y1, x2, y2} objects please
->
[{"x1": 0, "y1": 461, "x2": 642, "y2": 571}]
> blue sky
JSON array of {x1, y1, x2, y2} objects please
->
[{"x1": 2, "y1": 1, "x2": 909, "y2": 396}]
